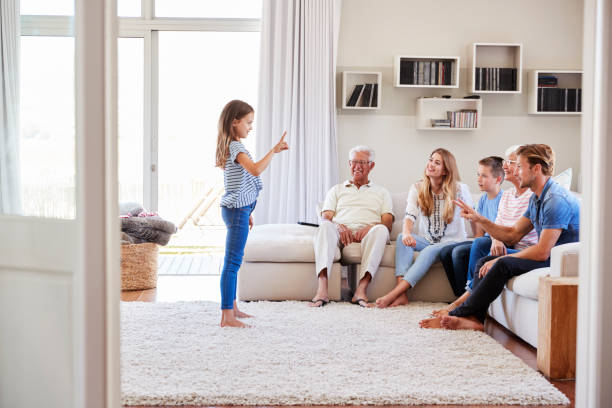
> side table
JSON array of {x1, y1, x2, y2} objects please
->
[{"x1": 537, "y1": 276, "x2": 579, "y2": 379}]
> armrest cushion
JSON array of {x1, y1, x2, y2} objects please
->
[{"x1": 550, "y1": 242, "x2": 580, "y2": 277}]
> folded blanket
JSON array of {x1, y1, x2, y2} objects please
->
[
  {"x1": 121, "y1": 216, "x2": 177, "y2": 246},
  {"x1": 119, "y1": 202, "x2": 144, "y2": 217}
]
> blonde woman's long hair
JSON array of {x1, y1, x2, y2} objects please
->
[
  {"x1": 417, "y1": 148, "x2": 461, "y2": 224},
  {"x1": 215, "y1": 100, "x2": 254, "y2": 168}
]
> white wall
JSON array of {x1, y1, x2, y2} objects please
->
[{"x1": 336, "y1": 0, "x2": 583, "y2": 193}]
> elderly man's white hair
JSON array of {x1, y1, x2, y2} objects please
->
[
  {"x1": 349, "y1": 145, "x2": 375, "y2": 161},
  {"x1": 505, "y1": 144, "x2": 523, "y2": 157}
]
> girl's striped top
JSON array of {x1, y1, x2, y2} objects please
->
[{"x1": 220, "y1": 141, "x2": 263, "y2": 208}]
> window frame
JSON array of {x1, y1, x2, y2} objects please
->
[{"x1": 21, "y1": 0, "x2": 261, "y2": 211}]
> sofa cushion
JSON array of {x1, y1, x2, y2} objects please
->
[
  {"x1": 506, "y1": 267, "x2": 550, "y2": 300},
  {"x1": 243, "y1": 224, "x2": 340, "y2": 263}
]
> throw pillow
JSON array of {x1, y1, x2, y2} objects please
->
[{"x1": 553, "y1": 168, "x2": 572, "y2": 190}]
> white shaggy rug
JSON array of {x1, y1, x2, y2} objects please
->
[{"x1": 120, "y1": 301, "x2": 569, "y2": 406}]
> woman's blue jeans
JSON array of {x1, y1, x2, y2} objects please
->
[
  {"x1": 395, "y1": 234, "x2": 459, "y2": 287},
  {"x1": 220, "y1": 202, "x2": 256, "y2": 310}
]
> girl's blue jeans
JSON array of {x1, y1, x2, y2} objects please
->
[
  {"x1": 220, "y1": 202, "x2": 256, "y2": 310},
  {"x1": 395, "y1": 233, "x2": 460, "y2": 287}
]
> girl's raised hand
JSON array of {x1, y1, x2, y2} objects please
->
[{"x1": 273, "y1": 131, "x2": 289, "y2": 153}]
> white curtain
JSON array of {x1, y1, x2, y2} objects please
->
[
  {"x1": 255, "y1": 0, "x2": 341, "y2": 224},
  {"x1": 0, "y1": 0, "x2": 20, "y2": 214}
]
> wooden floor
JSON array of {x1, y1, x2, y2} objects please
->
[
  {"x1": 158, "y1": 253, "x2": 223, "y2": 275},
  {"x1": 122, "y1": 276, "x2": 575, "y2": 408}
]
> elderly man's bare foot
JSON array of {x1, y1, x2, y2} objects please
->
[
  {"x1": 440, "y1": 315, "x2": 484, "y2": 331},
  {"x1": 375, "y1": 293, "x2": 397, "y2": 308},
  {"x1": 389, "y1": 292, "x2": 409, "y2": 307},
  {"x1": 220, "y1": 318, "x2": 250, "y2": 328},
  {"x1": 419, "y1": 316, "x2": 442, "y2": 329}
]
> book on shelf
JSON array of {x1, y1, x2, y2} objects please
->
[
  {"x1": 476, "y1": 67, "x2": 517, "y2": 91},
  {"x1": 371, "y1": 83, "x2": 378, "y2": 107},
  {"x1": 346, "y1": 84, "x2": 364, "y2": 107},
  {"x1": 359, "y1": 83, "x2": 373, "y2": 107},
  {"x1": 537, "y1": 87, "x2": 581, "y2": 112},
  {"x1": 538, "y1": 75, "x2": 558, "y2": 86},
  {"x1": 398, "y1": 59, "x2": 454, "y2": 86}
]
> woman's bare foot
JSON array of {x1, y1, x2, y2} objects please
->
[
  {"x1": 234, "y1": 301, "x2": 254, "y2": 318},
  {"x1": 389, "y1": 292, "x2": 409, "y2": 307},
  {"x1": 419, "y1": 316, "x2": 443, "y2": 328},
  {"x1": 440, "y1": 315, "x2": 484, "y2": 331},
  {"x1": 308, "y1": 297, "x2": 329, "y2": 307},
  {"x1": 375, "y1": 292, "x2": 397, "y2": 309}
]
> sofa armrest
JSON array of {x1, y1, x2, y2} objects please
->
[{"x1": 549, "y1": 242, "x2": 580, "y2": 278}]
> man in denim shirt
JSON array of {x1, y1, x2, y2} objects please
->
[{"x1": 445, "y1": 144, "x2": 580, "y2": 331}]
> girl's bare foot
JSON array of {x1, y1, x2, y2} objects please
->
[
  {"x1": 234, "y1": 301, "x2": 254, "y2": 318},
  {"x1": 220, "y1": 317, "x2": 250, "y2": 328},
  {"x1": 440, "y1": 315, "x2": 484, "y2": 331},
  {"x1": 389, "y1": 292, "x2": 409, "y2": 307},
  {"x1": 220, "y1": 309, "x2": 250, "y2": 328},
  {"x1": 419, "y1": 316, "x2": 442, "y2": 328}
]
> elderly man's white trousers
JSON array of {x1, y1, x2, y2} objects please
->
[{"x1": 314, "y1": 222, "x2": 389, "y2": 280}]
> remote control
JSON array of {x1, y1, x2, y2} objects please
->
[{"x1": 297, "y1": 221, "x2": 319, "y2": 227}]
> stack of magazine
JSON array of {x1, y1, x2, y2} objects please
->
[
  {"x1": 346, "y1": 83, "x2": 378, "y2": 107},
  {"x1": 442, "y1": 109, "x2": 478, "y2": 128}
]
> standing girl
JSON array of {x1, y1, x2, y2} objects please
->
[{"x1": 215, "y1": 100, "x2": 288, "y2": 327}]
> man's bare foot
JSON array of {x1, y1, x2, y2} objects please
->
[
  {"x1": 375, "y1": 293, "x2": 397, "y2": 309},
  {"x1": 220, "y1": 317, "x2": 250, "y2": 328},
  {"x1": 431, "y1": 308, "x2": 451, "y2": 317},
  {"x1": 388, "y1": 292, "x2": 409, "y2": 307},
  {"x1": 419, "y1": 316, "x2": 442, "y2": 329},
  {"x1": 440, "y1": 315, "x2": 484, "y2": 331}
]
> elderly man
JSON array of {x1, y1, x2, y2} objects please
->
[
  {"x1": 448, "y1": 144, "x2": 580, "y2": 330},
  {"x1": 310, "y1": 146, "x2": 394, "y2": 307}
]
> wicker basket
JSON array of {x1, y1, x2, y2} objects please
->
[{"x1": 121, "y1": 242, "x2": 159, "y2": 290}]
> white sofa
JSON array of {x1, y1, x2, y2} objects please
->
[{"x1": 238, "y1": 190, "x2": 580, "y2": 349}]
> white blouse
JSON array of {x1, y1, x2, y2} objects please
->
[{"x1": 404, "y1": 182, "x2": 473, "y2": 244}]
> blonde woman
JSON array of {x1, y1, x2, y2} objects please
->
[{"x1": 375, "y1": 148, "x2": 473, "y2": 308}]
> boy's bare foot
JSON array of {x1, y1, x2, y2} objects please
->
[
  {"x1": 375, "y1": 293, "x2": 396, "y2": 308},
  {"x1": 419, "y1": 316, "x2": 442, "y2": 329},
  {"x1": 431, "y1": 308, "x2": 451, "y2": 317},
  {"x1": 220, "y1": 317, "x2": 250, "y2": 328},
  {"x1": 389, "y1": 292, "x2": 409, "y2": 307},
  {"x1": 440, "y1": 315, "x2": 484, "y2": 331}
]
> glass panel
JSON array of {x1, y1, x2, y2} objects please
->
[
  {"x1": 20, "y1": 36, "x2": 75, "y2": 219},
  {"x1": 155, "y1": 0, "x2": 262, "y2": 18},
  {"x1": 118, "y1": 0, "x2": 141, "y2": 17},
  {"x1": 118, "y1": 38, "x2": 144, "y2": 205},
  {"x1": 20, "y1": 0, "x2": 74, "y2": 15},
  {"x1": 157, "y1": 31, "x2": 259, "y2": 246}
]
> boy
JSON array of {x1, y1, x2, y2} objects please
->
[{"x1": 439, "y1": 156, "x2": 504, "y2": 296}]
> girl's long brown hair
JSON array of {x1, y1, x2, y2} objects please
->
[
  {"x1": 417, "y1": 148, "x2": 460, "y2": 224},
  {"x1": 215, "y1": 100, "x2": 254, "y2": 168}
]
